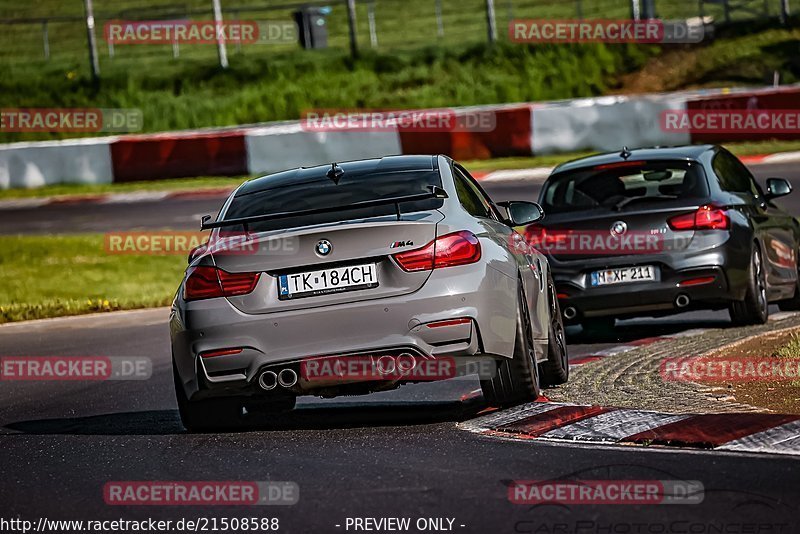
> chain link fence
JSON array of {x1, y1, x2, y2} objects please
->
[{"x1": 0, "y1": 0, "x2": 793, "y2": 71}]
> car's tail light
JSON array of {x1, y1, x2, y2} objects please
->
[
  {"x1": 184, "y1": 266, "x2": 261, "y2": 301},
  {"x1": 426, "y1": 317, "x2": 472, "y2": 328},
  {"x1": 393, "y1": 231, "x2": 481, "y2": 272},
  {"x1": 668, "y1": 205, "x2": 729, "y2": 231},
  {"x1": 678, "y1": 276, "x2": 716, "y2": 287},
  {"x1": 201, "y1": 348, "x2": 244, "y2": 358}
]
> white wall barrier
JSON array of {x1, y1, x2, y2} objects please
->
[
  {"x1": 245, "y1": 124, "x2": 403, "y2": 176},
  {"x1": 0, "y1": 138, "x2": 114, "y2": 190},
  {"x1": 531, "y1": 95, "x2": 691, "y2": 155}
]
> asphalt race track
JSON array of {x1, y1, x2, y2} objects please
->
[
  {"x1": 2, "y1": 309, "x2": 799, "y2": 532},
  {"x1": 1, "y1": 160, "x2": 799, "y2": 531}
]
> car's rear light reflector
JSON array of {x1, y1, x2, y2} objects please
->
[
  {"x1": 678, "y1": 276, "x2": 716, "y2": 287},
  {"x1": 426, "y1": 318, "x2": 472, "y2": 328},
  {"x1": 393, "y1": 231, "x2": 481, "y2": 272},
  {"x1": 201, "y1": 348, "x2": 244, "y2": 358},
  {"x1": 557, "y1": 293, "x2": 569, "y2": 299},
  {"x1": 184, "y1": 266, "x2": 261, "y2": 301},
  {"x1": 668, "y1": 205, "x2": 729, "y2": 231}
]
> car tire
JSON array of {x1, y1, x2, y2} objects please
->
[
  {"x1": 173, "y1": 361, "x2": 245, "y2": 432},
  {"x1": 729, "y1": 244, "x2": 769, "y2": 325},
  {"x1": 540, "y1": 273, "x2": 569, "y2": 387},
  {"x1": 480, "y1": 281, "x2": 541, "y2": 407}
]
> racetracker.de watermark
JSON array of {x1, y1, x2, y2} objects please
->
[
  {"x1": 508, "y1": 480, "x2": 705, "y2": 505},
  {"x1": 0, "y1": 108, "x2": 142, "y2": 133},
  {"x1": 300, "y1": 354, "x2": 496, "y2": 381},
  {"x1": 661, "y1": 109, "x2": 800, "y2": 134},
  {"x1": 103, "y1": 481, "x2": 298, "y2": 506},
  {"x1": 104, "y1": 232, "x2": 298, "y2": 256},
  {"x1": 301, "y1": 109, "x2": 496, "y2": 133},
  {"x1": 524, "y1": 229, "x2": 665, "y2": 255},
  {"x1": 104, "y1": 20, "x2": 297, "y2": 45},
  {"x1": 0, "y1": 356, "x2": 151, "y2": 381},
  {"x1": 661, "y1": 356, "x2": 800, "y2": 382},
  {"x1": 509, "y1": 19, "x2": 704, "y2": 44}
]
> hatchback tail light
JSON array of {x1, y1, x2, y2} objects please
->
[
  {"x1": 393, "y1": 231, "x2": 481, "y2": 272},
  {"x1": 668, "y1": 205, "x2": 729, "y2": 231},
  {"x1": 184, "y1": 266, "x2": 261, "y2": 301}
]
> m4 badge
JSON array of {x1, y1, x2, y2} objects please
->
[{"x1": 390, "y1": 240, "x2": 414, "y2": 248}]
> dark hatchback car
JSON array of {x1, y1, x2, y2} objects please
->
[{"x1": 525, "y1": 145, "x2": 800, "y2": 331}]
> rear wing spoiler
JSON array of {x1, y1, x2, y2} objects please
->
[{"x1": 201, "y1": 185, "x2": 448, "y2": 230}]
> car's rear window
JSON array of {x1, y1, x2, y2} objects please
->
[
  {"x1": 222, "y1": 170, "x2": 444, "y2": 232},
  {"x1": 540, "y1": 160, "x2": 709, "y2": 214}
]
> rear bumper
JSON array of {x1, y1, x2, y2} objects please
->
[
  {"x1": 550, "y1": 237, "x2": 750, "y2": 320},
  {"x1": 171, "y1": 262, "x2": 518, "y2": 400},
  {"x1": 558, "y1": 265, "x2": 732, "y2": 319}
]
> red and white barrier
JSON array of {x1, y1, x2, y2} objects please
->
[
  {"x1": 0, "y1": 137, "x2": 114, "y2": 190},
  {"x1": 244, "y1": 123, "x2": 403, "y2": 176},
  {"x1": 531, "y1": 94, "x2": 691, "y2": 154},
  {"x1": 0, "y1": 84, "x2": 798, "y2": 189}
]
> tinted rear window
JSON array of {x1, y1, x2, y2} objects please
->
[
  {"x1": 223, "y1": 170, "x2": 444, "y2": 232},
  {"x1": 540, "y1": 161, "x2": 708, "y2": 214}
]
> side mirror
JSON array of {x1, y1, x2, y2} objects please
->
[
  {"x1": 497, "y1": 201, "x2": 545, "y2": 226},
  {"x1": 200, "y1": 214, "x2": 212, "y2": 230},
  {"x1": 766, "y1": 178, "x2": 792, "y2": 200}
]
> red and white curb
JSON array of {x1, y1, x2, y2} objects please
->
[
  {"x1": 739, "y1": 151, "x2": 800, "y2": 165},
  {"x1": 460, "y1": 311, "x2": 800, "y2": 455},
  {"x1": 459, "y1": 401, "x2": 800, "y2": 456}
]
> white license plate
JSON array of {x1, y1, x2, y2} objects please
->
[
  {"x1": 278, "y1": 263, "x2": 378, "y2": 299},
  {"x1": 590, "y1": 265, "x2": 658, "y2": 287}
]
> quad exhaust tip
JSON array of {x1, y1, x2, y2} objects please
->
[
  {"x1": 278, "y1": 368, "x2": 298, "y2": 388},
  {"x1": 563, "y1": 307, "x2": 577, "y2": 320},
  {"x1": 258, "y1": 370, "x2": 278, "y2": 391},
  {"x1": 675, "y1": 294, "x2": 690, "y2": 308}
]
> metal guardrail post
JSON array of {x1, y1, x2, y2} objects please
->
[
  {"x1": 83, "y1": 0, "x2": 101, "y2": 80},
  {"x1": 41, "y1": 21, "x2": 50, "y2": 60},
  {"x1": 486, "y1": 0, "x2": 497, "y2": 43},
  {"x1": 347, "y1": 0, "x2": 359, "y2": 57},
  {"x1": 780, "y1": 0, "x2": 791, "y2": 25},
  {"x1": 435, "y1": 0, "x2": 444, "y2": 37},
  {"x1": 212, "y1": 0, "x2": 229, "y2": 68}
]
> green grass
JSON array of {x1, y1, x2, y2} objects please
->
[
  {"x1": 0, "y1": 40, "x2": 657, "y2": 143},
  {"x1": 0, "y1": 2, "x2": 797, "y2": 145},
  {"x1": 775, "y1": 333, "x2": 800, "y2": 359},
  {"x1": 773, "y1": 332, "x2": 800, "y2": 387},
  {"x1": 0, "y1": 234, "x2": 186, "y2": 323}
]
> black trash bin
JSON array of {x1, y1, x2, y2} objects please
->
[{"x1": 293, "y1": 7, "x2": 330, "y2": 49}]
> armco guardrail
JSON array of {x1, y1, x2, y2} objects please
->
[{"x1": 1, "y1": 84, "x2": 798, "y2": 189}]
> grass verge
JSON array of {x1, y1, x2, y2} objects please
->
[
  {"x1": 0, "y1": 234, "x2": 185, "y2": 324},
  {"x1": 705, "y1": 327, "x2": 800, "y2": 414}
]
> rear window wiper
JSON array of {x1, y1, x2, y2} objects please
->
[{"x1": 612, "y1": 195, "x2": 678, "y2": 211}]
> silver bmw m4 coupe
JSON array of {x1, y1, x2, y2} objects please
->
[{"x1": 170, "y1": 155, "x2": 567, "y2": 431}]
